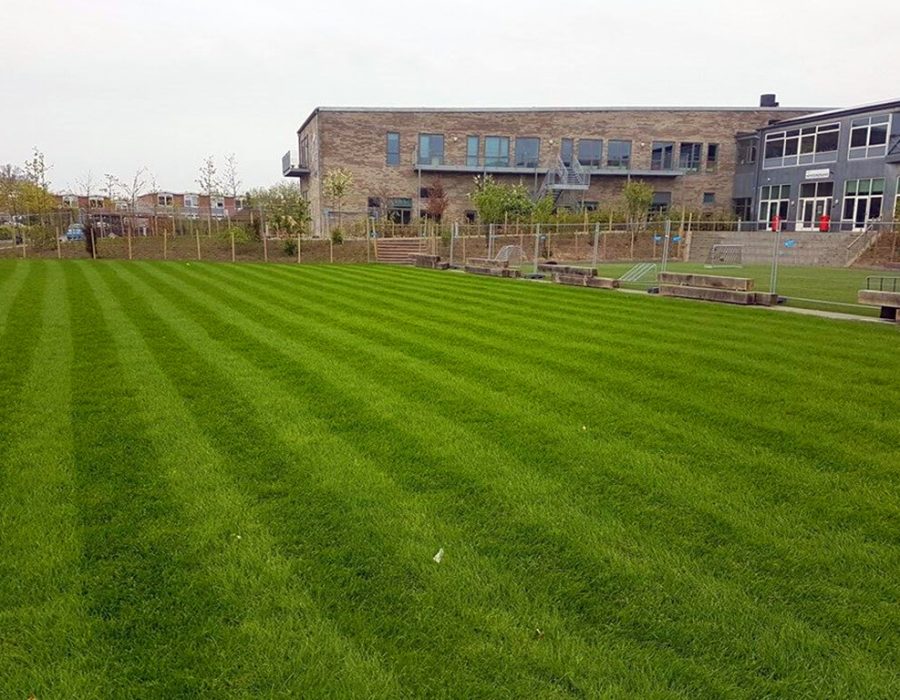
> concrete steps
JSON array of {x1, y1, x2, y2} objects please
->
[{"x1": 375, "y1": 237, "x2": 423, "y2": 264}]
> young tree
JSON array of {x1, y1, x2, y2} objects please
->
[
  {"x1": 622, "y1": 179, "x2": 654, "y2": 231},
  {"x1": 469, "y1": 175, "x2": 535, "y2": 224},
  {"x1": 23, "y1": 147, "x2": 51, "y2": 191},
  {"x1": 76, "y1": 171, "x2": 97, "y2": 255},
  {"x1": 424, "y1": 177, "x2": 449, "y2": 222},
  {"x1": 222, "y1": 153, "x2": 242, "y2": 201},
  {"x1": 117, "y1": 168, "x2": 147, "y2": 239},
  {"x1": 245, "y1": 182, "x2": 310, "y2": 237},
  {"x1": 197, "y1": 155, "x2": 220, "y2": 235},
  {"x1": 323, "y1": 168, "x2": 353, "y2": 235}
]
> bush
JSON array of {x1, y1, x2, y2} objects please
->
[
  {"x1": 218, "y1": 225, "x2": 252, "y2": 244},
  {"x1": 330, "y1": 229, "x2": 344, "y2": 244},
  {"x1": 283, "y1": 238, "x2": 297, "y2": 257}
]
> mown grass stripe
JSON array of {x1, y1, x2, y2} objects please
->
[
  {"x1": 77, "y1": 261, "x2": 402, "y2": 697},
  {"x1": 65, "y1": 263, "x2": 237, "y2": 696},
  {"x1": 0, "y1": 260, "x2": 32, "y2": 331},
  {"x1": 0, "y1": 263, "x2": 105, "y2": 699},
  {"x1": 128, "y1": 262, "x2": 900, "y2": 696},
  {"x1": 100, "y1": 262, "x2": 683, "y2": 697}
]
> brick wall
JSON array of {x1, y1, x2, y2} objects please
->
[{"x1": 297, "y1": 107, "x2": 814, "y2": 234}]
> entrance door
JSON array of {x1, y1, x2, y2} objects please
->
[{"x1": 797, "y1": 197, "x2": 832, "y2": 230}]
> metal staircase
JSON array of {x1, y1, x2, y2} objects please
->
[{"x1": 535, "y1": 157, "x2": 591, "y2": 202}]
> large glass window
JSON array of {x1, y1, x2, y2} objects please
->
[
  {"x1": 577, "y1": 139, "x2": 602, "y2": 168},
  {"x1": 466, "y1": 135, "x2": 479, "y2": 167},
  {"x1": 732, "y1": 198, "x2": 752, "y2": 221},
  {"x1": 849, "y1": 115, "x2": 889, "y2": 160},
  {"x1": 386, "y1": 132, "x2": 400, "y2": 166},
  {"x1": 417, "y1": 134, "x2": 444, "y2": 166},
  {"x1": 706, "y1": 143, "x2": 719, "y2": 172},
  {"x1": 299, "y1": 136, "x2": 309, "y2": 167},
  {"x1": 758, "y1": 184, "x2": 790, "y2": 229},
  {"x1": 843, "y1": 178, "x2": 884, "y2": 230},
  {"x1": 515, "y1": 137, "x2": 540, "y2": 168},
  {"x1": 650, "y1": 191, "x2": 672, "y2": 214},
  {"x1": 607, "y1": 140, "x2": 631, "y2": 169},
  {"x1": 651, "y1": 142, "x2": 673, "y2": 170},
  {"x1": 560, "y1": 138, "x2": 574, "y2": 166},
  {"x1": 737, "y1": 140, "x2": 757, "y2": 165},
  {"x1": 388, "y1": 197, "x2": 413, "y2": 224},
  {"x1": 763, "y1": 123, "x2": 839, "y2": 168},
  {"x1": 484, "y1": 136, "x2": 510, "y2": 167},
  {"x1": 679, "y1": 143, "x2": 703, "y2": 172}
]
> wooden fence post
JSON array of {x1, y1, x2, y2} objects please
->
[
  {"x1": 163, "y1": 226, "x2": 168, "y2": 260},
  {"x1": 230, "y1": 227, "x2": 236, "y2": 262},
  {"x1": 195, "y1": 225, "x2": 201, "y2": 261}
]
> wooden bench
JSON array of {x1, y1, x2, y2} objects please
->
[
  {"x1": 658, "y1": 271, "x2": 776, "y2": 306},
  {"x1": 858, "y1": 278, "x2": 900, "y2": 320}
]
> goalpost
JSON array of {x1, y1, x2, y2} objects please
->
[{"x1": 704, "y1": 244, "x2": 743, "y2": 268}]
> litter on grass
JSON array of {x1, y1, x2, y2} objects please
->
[{"x1": 433, "y1": 548, "x2": 444, "y2": 564}]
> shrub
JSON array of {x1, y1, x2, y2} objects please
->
[
  {"x1": 330, "y1": 229, "x2": 344, "y2": 244},
  {"x1": 283, "y1": 238, "x2": 297, "y2": 257}
]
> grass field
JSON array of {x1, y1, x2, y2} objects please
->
[{"x1": 1, "y1": 259, "x2": 898, "y2": 698}]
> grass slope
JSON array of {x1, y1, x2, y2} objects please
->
[{"x1": 0, "y1": 259, "x2": 898, "y2": 699}]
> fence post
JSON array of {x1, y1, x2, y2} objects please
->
[
  {"x1": 297, "y1": 232, "x2": 301, "y2": 264},
  {"x1": 90, "y1": 227, "x2": 96, "y2": 260},
  {"x1": 263, "y1": 230, "x2": 268, "y2": 263},
  {"x1": 533, "y1": 224, "x2": 541, "y2": 274},
  {"x1": 56, "y1": 224, "x2": 62, "y2": 259},
  {"x1": 230, "y1": 227, "x2": 236, "y2": 262},
  {"x1": 449, "y1": 222, "x2": 456, "y2": 266},
  {"x1": 195, "y1": 225, "x2": 201, "y2": 261},
  {"x1": 661, "y1": 220, "x2": 671, "y2": 272},
  {"x1": 769, "y1": 223, "x2": 782, "y2": 294},
  {"x1": 329, "y1": 236, "x2": 334, "y2": 263},
  {"x1": 591, "y1": 222, "x2": 600, "y2": 268},
  {"x1": 462, "y1": 229, "x2": 467, "y2": 263},
  {"x1": 488, "y1": 223, "x2": 494, "y2": 259},
  {"x1": 127, "y1": 223, "x2": 133, "y2": 261}
]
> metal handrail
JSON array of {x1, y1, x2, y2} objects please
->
[{"x1": 865, "y1": 276, "x2": 900, "y2": 292}]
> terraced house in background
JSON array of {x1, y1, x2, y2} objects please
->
[{"x1": 282, "y1": 94, "x2": 816, "y2": 235}]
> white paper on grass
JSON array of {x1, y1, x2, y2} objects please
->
[{"x1": 433, "y1": 548, "x2": 444, "y2": 564}]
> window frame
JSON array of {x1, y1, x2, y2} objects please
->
[
  {"x1": 577, "y1": 138, "x2": 603, "y2": 168},
  {"x1": 184, "y1": 193, "x2": 199, "y2": 208},
  {"x1": 706, "y1": 143, "x2": 719, "y2": 172},
  {"x1": 606, "y1": 140, "x2": 632, "y2": 169},
  {"x1": 848, "y1": 114, "x2": 891, "y2": 160},
  {"x1": 514, "y1": 136, "x2": 541, "y2": 168},
  {"x1": 763, "y1": 122, "x2": 840, "y2": 169},
  {"x1": 466, "y1": 135, "x2": 480, "y2": 167},
  {"x1": 417, "y1": 133, "x2": 445, "y2": 166},
  {"x1": 386, "y1": 132, "x2": 401, "y2": 166},
  {"x1": 560, "y1": 138, "x2": 574, "y2": 167},
  {"x1": 842, "y1": 177, "x2": 885, "y2": 230},
  {"x1": 651, "y1": 142, "x2": 674, "y2": 170},
  {"x1": 679, "y1": 142, "x2": 703, "y2": 172},
  {"x1": 484, "y1": 136, "x2": 510, "y2": 167},
  {"x1": 157, "y1": 193, "x2": 173, "y2": 207}
]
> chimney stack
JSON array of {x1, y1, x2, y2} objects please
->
[{"x1": 760, "y1": 93, "x2": 779, "y2": 108}]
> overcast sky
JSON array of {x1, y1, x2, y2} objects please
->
[{"x1": 2, "y1": 0, "x2": 898, "y2": 194}]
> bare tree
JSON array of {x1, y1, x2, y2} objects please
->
[
  {"x1": 223, "y1": 153, "x2": 242, "y2": 201},
  {"x1": 197, "y1": 155, "x2": 220, "y2": 235},
  {"x1": 117, "y1": 167, "x2": 148, "y2": 239},
  {"x1": 23, "y1": 147, "x2": 51, "y2": 190},
  {"x1": 75, "y1": 171, "x2": 97, "y2": 257},
  {"x1": 424, "y1": 177, "x2": 449, "y2": 222}
]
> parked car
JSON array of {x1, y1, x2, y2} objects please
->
[{"x1": 65, "y1": 224, "x2": 85, "y2": 241}]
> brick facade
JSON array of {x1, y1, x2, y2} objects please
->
[{"x1": 293, "y1": 106, "x2": 814, "y2": 234}]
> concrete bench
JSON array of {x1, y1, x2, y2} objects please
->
[
  {"x1": 658, "y1": 271, "x2": 775, "y2": 306},
  {"x1": 467, "y1": 257, "x2": 509, "y2": 268},
  {"x1": 410, "y1": 253, "x2": 442, "y2": 269},
  {"x1": 465, "y1": 265, "x2": 520, "y2": 278},
  {"x1": 857, "y1": 289, "x2": 900, "y2": 321},
  {"x1": 538, "y1": 263, "x2": 597, "y2": 277},
  {"x1": 554, "y1": 273, "x2": 620, "y2": 289}
]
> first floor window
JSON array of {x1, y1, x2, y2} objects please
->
[
  {"x1": 386, "y1": 132, "x2": 400, "y2": 166},
  {"x1": 89, "y1": 197, "x2": 104, "y2": 209},
  {"x1": 158, "y1": 193, "x2": 173, "y2": 207},
  {"x1": 651, "y1": 142, "x2": 673, "y2": 170},
  {"x1": 607, "y1": 140, "x2": 631, "y2": 168},
  {"x1": 737, "y1": 140, "x2": 757, "y2": 165},
  {"x1": 484, "y1": 136, "x2": 510, "y2": 167},
  {"x1": 732, "y1": 198, "x2": 752, "y2": 221},
  {"x1": 367, "y1": 196, "x2": 382, "y2": 216},
  {"x1": 843, "y1": 178, "x2": 884, "y2": 230},
  {"x1": 764, "y1": 123, "x2": 839, "y2": 168},
  {"x1": 212, "y1": 197, "x2": 225, "y2": 209},
  {"x1": 702, "y1": 192, "x2": 716, "y2": 205},
  {"x1": 388, "y1": 197, "x2": 413, "y2": 224},
  {"x1": 577, "y1": 139, "x2": 602, "y2": 168},
  {"x1": 184, "y1": 194, "x2": 199, "y2": 208},
  {"x1": 466, "y1": 135, "x2": 479, "y2": 167},
  {"x1": 418, "y1": 134, "x2": 444, "y2": 166},
  {"x1": 758, "y1": 184, "x2": 790, "y2": 229},
  {"x1": 62, "y1": 195, "x2": 78, "y2": 207},
  {"x1": 515, "y1": 137, "x2": 540, "y2": 168},
  {"x1": 650, "y1": 192, "x2": 671, "y2": 214},
  {"x1": 235, "y1": 198, "x2": 244, "y2": 211},
  {"x1": 679, "y1": 142, "x2": 703, "y2": 172}
]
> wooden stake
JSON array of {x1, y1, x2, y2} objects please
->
[
  {"x1": 163, "y1": 227, "x2": 168, "y2": 260},
  {"x1": 90, "y1": 227, "x2": 96, "y2": 260},
  {"x1": 230, "y1": 227, "x2": 236, "y2": 262},
  {"x1": 127, "y1": 224, "x2": 133, "y2": 260},
  {"x1": 195, "y1": 225, "x2": 201, "y2": 261},
  {"x1": 263, "y1": 232, "x2": 268, "y2": 263},
  {"x1": 297, "y1": 232, "x2": 301, "y2": 264},
  {"x1": 56, "y1": 224, "x2": 61, "y2": 259},
  {"x1": 329, "y1": 236, "x2": 334, "y2": 263}
]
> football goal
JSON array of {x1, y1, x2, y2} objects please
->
[{"x1": 704, "y1": 244, "x2": 743, "y2": 268}]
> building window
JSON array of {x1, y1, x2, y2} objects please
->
[
  {"x1": 843, "y1": 178, "x2": 884, "y2": 230},
  {"x1": 212, "y1": 197, "x2": 225, "y2": 210},
  {"x1": 418, "y1": 134, "x2": 444, "y2": 166},
  {"x1": 184, "y1": 193, "x2": 199, "y2": 208},
  {"x1": 62, "y1": 195, "x2": 78, "y2": 207},
  {"x1": 706, "y1": 144, "x2": 719, "y2": 172},
  {"x1": 386, "y1": 132, "x2": 400, "y2": 166},
  {"x1": 651, "y1": 142, "x2": 673, "y2": 170},
  {"x1": 758, "y1": 184, "x2": 790, "y2": 228},
  {"x1": 157, "y1": 193, "x2": 173, "y2": 207},
  {"x1": 650, "y1": 192, "x2": 672, "y2": 215},
  {"x1": 89, "y1": 196, "x2": 104, "y2": 209},
  {"x1": 581, "y1": 201, "x2": 599, "y2": 212},
  {"x1": 577, "y1": 139, "x2": 602, "y2": 168},
  {"x1": 388, "y1": 197, "x2": 412, "y2": 224},
  {"x1": 484, "y1": 136, "x2": 510, "y2": 167},
  {"x1": 679, "y1": 143, "x2": 703, "y2": 172},
  {"x1": 763, "y1": 123, "x2": 840, "y2": 169},
  {"x1": 514, "y1": 137, "x2": 540, "y2": 168},
  {"x1": 235, "y1": 197, "x2": 244, "y2": 211},
  {"x1": 702, "y1": 192, "x2": 716, "y2": 205},
  {"x1": 299, "y1": 136, "x2": 309, "y2": 168},
  {"x1": 732, "y1": 198, "x2": 752, "y2": 221},
  {"x1": 419, "y1": 187, "x2": 431, "y2": 199},
  {"x1": 465, "y1": 210, "x2": 477, "y2": 223},
  {"x1": 849, "y1": 115, "x2": 890, "y2": 160},
  {"x1": 560, "y1": 138, "x2": 574, "y2": 167},
  {"x1": 466, "y1": 135, "x2": 479, "y2": 167},
  {"x1": 737, "y1": 141, "x2": 757, "y2": 166},
  {"x1": 607, "y1": 140, "x2": 631, "y2": 169}
]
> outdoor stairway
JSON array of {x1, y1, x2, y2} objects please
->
[{"x1": 375, "y1": 237, "x2": 424, "y2": 264}]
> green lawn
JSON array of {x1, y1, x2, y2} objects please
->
[{"x1": 1, "y1": 260, "x2": 898, "y2": 699}]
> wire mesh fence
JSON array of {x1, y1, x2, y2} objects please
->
[{"x1": 2, "y1": 210, "x2": 899, "y2": 319}]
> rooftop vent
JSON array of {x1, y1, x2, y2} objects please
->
[{"x1": 760, "y1": 93, "x2": 779, "y2": 108}]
